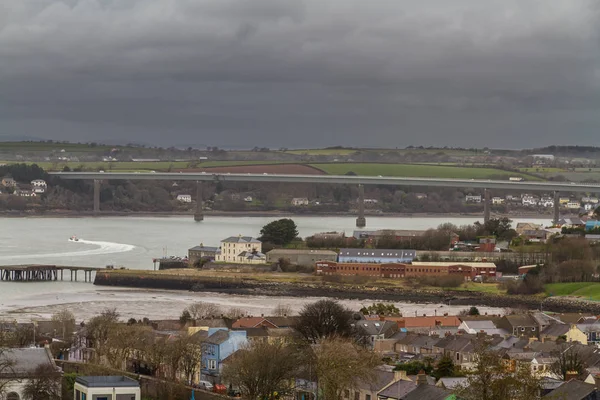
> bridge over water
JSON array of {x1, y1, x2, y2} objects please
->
[
  {"x1": 50, "y1": 171, "x2": 600, "y2": 227},
  {"x1": 0, "y1": 265, "x2": 102, "y2": 282}
]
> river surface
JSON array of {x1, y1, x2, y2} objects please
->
[{"x1": 0, "y1": 215, "x2": 550, "y2": 321}]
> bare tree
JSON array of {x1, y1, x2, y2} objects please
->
[
  {"x1": 296, "y1": 300, "x2": 355, "y2": 344},
  {"x1": 105, "y1": 324, "x2": 151, "y2": 370},
  {"x1": 180, "y1": 337, "x2": 203, "y2": 384},
  {"x1": 86, "y1": 308, "x2": 121, "y2": 363},
  {"x1": 550, "y1": 345, "x2": 585, "y2": 380},
  {"x1": 14, "y1": 324, "x2": 35, "y2": 347},
  {"x1": 22, "y1": 364, "x2": 61, "y2": 400},
  {"x1": 222, "y1": 341, "x2": 303, "y2": 400},
  {"x1": 456, "y1": 346, "x2": 541, "y2": 400},
  {"x1": 313, "y1": 337, "x2": 380, "y2": 400},
  {"x1": 0, "y1": 349, "x2": 16, "y2": 398},
  {"x1": 185, "y1": 302, "x2": 222, "y2": 320},
  {"x1": 272, "y1": 304, "x2": 293, "y2": 317},
  {"x1": 225, "y1": 307, "x2": 245, "y2": 319},
  {"x1": 50, "y1": 309, "x2": 75, "y2": 340}
]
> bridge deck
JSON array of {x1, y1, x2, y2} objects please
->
[{"x1": 0, "y1": 265, "x2": 102, "y2": 282}]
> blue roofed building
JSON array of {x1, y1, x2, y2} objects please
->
[
  {"x1": 201, "y1": 328, "x2": 248, "y2": 384},
  {"x1": 338, "y1": 248, "x2": 416, "y2": 263},
  {"x1": 586, "y1": 220, "x2": 600, "y2": 232}
]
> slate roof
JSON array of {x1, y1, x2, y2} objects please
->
[
  {"x1": 378, "y1": 380, "x2": 418, "y2": 399},
  {"x1": 541, "y1": 323, "x2": 570, "y2": 337},
  {"x1": 0, "y1": 348, "x2": 56, "y2": 377},
  {"x1": 189, "y1": 245, "x2": 219, "y2": 252},
  {"x1": 436, "y1": 377, "x2": 468, "y2": 390},
  {"x1": 542, "y1": 379, "x2": 596, "y2": 399},
  {"x1": 205, "y1": 330, "x2": 230, "y2": 345},
  {"x1": 401, "y1": 385, "x2": 452, "y2": 400},
  {"x1": 339, "y1": 248, "x2": 416, "y2": 259},
  {"x1": 354, "y1": 320, "x2": 397, "y2": 336},
  {"x1": 221, "y1": 236, "x2": 261, "y2": 243},
  {"x1": 356, "y1": 369, "x2": 395, "y2": 392}
]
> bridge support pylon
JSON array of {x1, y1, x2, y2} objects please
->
[
  {"x1": 356, "y1": 184, "x2": 366, "y2": 228},
  {"x1": 194, "y1": 181, "x2": 204, "y2": 222},
  {"x1": 553, "y1": 191, "x2": 560, "y2": 226},
  {"x1": 93, "y1": 179, "x2": 101, "y2": 215},
  {"x1": 483, "y1": 188, "x2": 490, "y2": 224}
]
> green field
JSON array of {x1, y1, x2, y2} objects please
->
[
  {"x1": 0, "y1": 141, "x2": 123, "y2": 152},
  {"x1": 545, "y1": 282, "x2": 600, "y2": 300},
  {"x1": 311, "y1": 163, "x2": 540, "y2": 180},
  {"x1": 285, "y1": 148, "x2": 359, "y2": 156},
  {"x1": 0, "y1": 160, "x2": 294, "y2": 172}
]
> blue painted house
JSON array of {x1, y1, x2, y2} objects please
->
[{"x1": 201, "y1": 328, "x2": 247, "y2": 383}]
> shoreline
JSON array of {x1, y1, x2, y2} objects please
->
[
  {"x1": 0, "y1": 210, "x2": 556, "y2": 219},
  {"x1": 93, "y1": 270, "x2": 600, "y2": 314}
]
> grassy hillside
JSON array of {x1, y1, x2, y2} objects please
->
[
  {"x1": 311, "y1": 163, "x2": 540, "y2": 180},
  {"x1": 545, "y1": 282, "x2": 600, "y2": 300}
]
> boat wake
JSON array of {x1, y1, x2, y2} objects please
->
[{"x1": 0, "y1": 239, "x2": 136, "y2": 261}]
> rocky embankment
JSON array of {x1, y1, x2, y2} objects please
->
[{"x1": 94, "y1": 270, "x2": 600, "y2": 314}]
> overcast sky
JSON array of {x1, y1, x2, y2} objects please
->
[{"x1": 1, "y1": 0, "x2": 599, "y2": 149}]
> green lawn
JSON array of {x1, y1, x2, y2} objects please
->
[
  {"x1": 545, "y1": 282, "x2": 600, "y2": 300},
  {"x1": 311, "y1": 163, "x2": 540, "y2": 180}
]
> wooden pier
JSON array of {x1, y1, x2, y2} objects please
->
[{"x1": 0, "y1": 265, "x2": 102, "y2": 282}]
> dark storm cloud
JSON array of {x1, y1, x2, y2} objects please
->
[{"x1": 1, "y1": 0, "x2": 599, "y2": 148}]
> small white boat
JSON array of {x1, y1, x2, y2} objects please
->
[{"x1": 69, "y1": 235, "x2": 79, "y2": 242}]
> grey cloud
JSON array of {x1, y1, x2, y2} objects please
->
[{"x1": 0, "y1": 0, "x2": 599, "y2": 148}]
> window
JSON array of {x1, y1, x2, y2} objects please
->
[
  {"x1": 344, "y1": 390, "x2": 350, "y2": 399},
  {"x1": 366, "y1": 395, "x2": 371, "y2": 400},
  {"x1": 521, "y1": 327, "x2": 525, "y2": 331},
  {"x1": 354, "y1": 392, "x2": 360, "y2": 400},
  {"x1": 209, "y1": 359, "x2": 217, "y2": 369},
  {"x1": 7, "y1": 393, "x2": 20, "y2": 400},
  {"x1": 532, "y1": 327, "x2": 536, "y2": 331}
]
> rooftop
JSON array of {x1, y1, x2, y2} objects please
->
[
  {"x1": 411, "y1": 261, "x2": 496, "y2": 268},
  {"x1": 266, "y1": 249, "x2": 337, "y2": 255},
  {"x1": 0, "y1": 348, "x2": 55, "y2": 377},
  {"x1": 221, "y1": 236, "x2": 261, "y2": 243},
  {"x1": 75, "y1": 376, "x2": 140, "y2": 388}
]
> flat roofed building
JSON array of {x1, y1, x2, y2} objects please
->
[
  {"x1": 338, "y1": 248, "x2": 416, "y2": 263},
  {"x1": 316, "y1": 261, "x2": 496, "y2": 280},
  {"x1": 74, "y1": 376, "x2": 141, "y2": 400},
  {"x1": 266, "y1": 249, "x2": 337, "y2": 265}
]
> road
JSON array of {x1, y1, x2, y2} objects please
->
[{"x1": 49, "y1": 171, "x2": 600, "y2": 193}]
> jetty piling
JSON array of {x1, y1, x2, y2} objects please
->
[{"x1": 0, "y1": 265, "x2": 101, "y2": 282}]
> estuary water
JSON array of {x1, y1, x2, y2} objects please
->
[{"x1": 0, "y1": 215, "x2": 550, "y2": 321}]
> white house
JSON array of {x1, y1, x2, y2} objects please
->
[
  {"x1": 509, "y1": 177, "x2": 524, "y2": 182},
  {"x1": 363, "y1": 198, "x2": 379, "y2": 204},
  {"x1": 566, "y1": 201, "x2": 581, "y2": 210},
  {"x1": 582, "y1": 196, "x2": 599, "y2": 204},
  {"x1": 74, "y1": 376, "x2": 140, "y2": 400},
  {"x1": 540, "y1": 197, "x2": 554, "y2": 208},
  {"x1": 465, "y1": 194, "x2": 482, "y2": 203},
  {"x1": 31, "y1": 179, "x2": 47, "y2": 187},
  {"x1": 584, "y1": 203, "x2": 595, "y2": 211},
  {"x1": 457, "y1": 320, "x2": 509, "y2": 336},
  {"x1": 522, "y1": 196, "x2": 539, "y2": 207},
  {"x1": 177, "y1": 194, "x2": 192, "y2": 203},
  {"x1": 492, "y1": 197, "x2": 505, "y2": 205},
  {"x1": 291, "y1": 197, "x2": 309, "y2": 206},
  {"x1": 244, "y1": 196, "x2": 253, "y2": 203},
  {"x1": 215, "y1": 236, "x2": 266, "y2": 264}
]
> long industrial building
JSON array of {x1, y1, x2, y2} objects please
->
[{"x1": 315, "y1": 261, "x2": 497, "y2": 280}]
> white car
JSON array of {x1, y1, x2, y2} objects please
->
[{"x1": 199, "y1": 380, "x2": 214, "y2": 391}]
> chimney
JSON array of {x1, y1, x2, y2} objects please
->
[
  {"x1": 416, "y1": 370, "x2": 428, "y2": 386},
  {"x1": 566, "y1": 371, "x2": 579, "y2": 381},
  {"x1": 394, "y1": 370, "x2": 408, "y2": 382}
]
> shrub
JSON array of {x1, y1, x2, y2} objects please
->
[{"x1": 416, "y1": 275, "x2": 464, "y2": 288}]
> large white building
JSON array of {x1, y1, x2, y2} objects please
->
[{"x1": 215, "y1": 236, "x2": 266, "y2": 264}]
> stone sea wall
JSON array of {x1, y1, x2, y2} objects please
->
[{"x1": 94, "y1": 270, "x2": 600, "y2": 314}]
